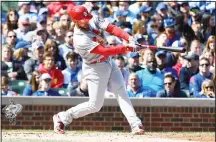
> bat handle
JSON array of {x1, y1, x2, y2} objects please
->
[{"x1": 135, "y1": 44, "x2": 157, "y2": 50}]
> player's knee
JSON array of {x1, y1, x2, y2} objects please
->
[{"x1": 88, "y1": 102, "x2": 102, "y2": 113}]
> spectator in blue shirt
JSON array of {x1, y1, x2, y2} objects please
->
[
  {"x1": 113, "y1": 10, "x2": 132, "y2": 30},
  {"x1": 157, "y1": 72, "x2": 188, "y2": 98},
  {"x1": 32, "y1": 73, "x2": 61, "y2": 96},
  {"x1": 189, "y1": 57, "x2": 215, "y2": 98},
  {"x1": 139, "y1": 5, "x2": 152, "y2": 25},
  {"x1": 156, "y1": 2, "x2": 168, "y2": 19},
  {"x1": 127, "y1": 73, "x2": 154, "y2": 98},
  {"x1": 136, "y1": 56, "x2": 164, "y2": 97},
  {"x1": 179, "y1": 52, "x2": 199, "y2": 93},
  {"x1": 163, "y1": 17, "x2": 181, "y2": 46},
  {"x1": 23, "y1": 71, "x2": 41, "y2": 96},
  {"x1": 62, "y1": 51, "x2": 81, "y2": 89},
  {"x1": 155, "y1": 50, "x2": 177, "y2": 72}
]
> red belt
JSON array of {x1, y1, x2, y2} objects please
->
[{"x1": 91, "y1": 56, "x2": 108, "y2": 64}]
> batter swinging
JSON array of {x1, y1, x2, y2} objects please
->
[{"x1": 53, "y1": 5, "x2": 144, "y2": 135}]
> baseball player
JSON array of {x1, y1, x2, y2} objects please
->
[{"x1": 53, "y1": 5, "x2": 144, "y2": 135}]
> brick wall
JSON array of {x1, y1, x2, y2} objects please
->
[{"x1": 1, "y1": 105, "x2": 215, "y2": 132}]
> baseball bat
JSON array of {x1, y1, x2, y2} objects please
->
[{"x1": 135, "y1": 43, "x2": 186, "y2": 53}]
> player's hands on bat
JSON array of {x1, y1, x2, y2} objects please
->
[{"x1": 124, "y1": 36, "x2": 142, "y2": 52}]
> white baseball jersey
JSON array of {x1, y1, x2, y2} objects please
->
[{"x1": 73, "y1": 16, "x2": 110, "y2": 64}]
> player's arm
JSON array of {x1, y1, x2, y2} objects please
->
[
  {"x1": 105, "y1": 24, "x2": 130, "y2": 42},
  {"x1": 90, "y1": 44, "x2": 134, "y2": 56}
]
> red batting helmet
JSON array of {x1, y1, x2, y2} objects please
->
[{"x1": 69, "y1": 5, "x2": 92, "y2": 23}]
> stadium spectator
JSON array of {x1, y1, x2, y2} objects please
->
[
  {"x1": 147, "y1": 13, "x2": 163, "y2": 44},
  {"x1": 1, "y1": 45, "x2": 27, "y2": 80},
  {"x1": 166, "y1": 2, "x2": 181, "y2": 18},
  {"x1": 199, "y1": 79, "x2": 215, "y2": 98},
  {"x1": 60, "y1": 14, "x2": 71, "y2": 31},
  {"x1": 5, "y1": 31, "x2": 17, "y2": 49},
  {"x1": 139, "y1": 5, "x2": 152, "y2": 25},
  {"x1": 100, "y1": 5, "x2": 114, "y2": 23},
  {"x1": 156, "y1": 2, "x2": 168, "y2": 19},
  {"x1": 136, "y1": 56, "x2": 164, "y2": 96},
  {"x1": 189, "y1": 57, "x2": 215, "y2": 97},
  {"x1": 38, "y1": 52, "x2": 64, "y2": 88},
  {"x1": 6, "y1": 9, "x2": 19, "y2": 30},
  {"x1": 163, "y1": 17, "x2": 180, "y2": 46},
  {"x1": 59, "y1": 31, "x2": 75, "y2": 61},
  {"x1": 189, "y1": 7, "x2": 202, "y2": 26},
  {"x1": 68, "y1": 78, "x2": 89, "y2": 97},
  {"x1": 23, "y1": 15, "x2": 47, "y2": 43},
  {"x1": 155, "y1": 50, "x2": 178, "y2": 76},
  {"x1": 33, "y1": 28, "x2": 49, "y2": 44},
  {"x1": 2, "y1": 23, "x2": 9, "y2": 44},
  {"x1": 190, "y1": 40, "x2": 202, "y2": 56},
  {"x1": 156, "y1": 32, "x2": 176, "y2": 67},
  {"x1": 117, "y1": 1, "x2": 134, "y2": 23},
  {"x1": 44, "y1": 39, "x2": 66, "y2": 70},
  {"x1": 13, "y1": 40, "x2": 30, "y2": 65},
  {"x1": 157, "y1": 72, "x2": 188, "y2": 98},
  {"x1": 172, "y1": 52, "x2": 187, "y2": 77},
  {"x1": 132, "y1": 20, "x2": 147, "y2": 37},
  {"x1": 14, "y1": 15, "x2": 31, "y2": 41},
  {"x1": 179, "y1": 2, "x2": 190, "y2": 17},
  {"x1": 47, "y1": 1, "x2": 75, "y2": 17},
  {"x1": 1, "y1": 76, "x2": 18, "y2": 96},
  {"x1": 155, "y1": 50, "x2": 167, "y2": 71},
  {"x1": 127, "y1": 52, "x2": 143, "y2": 73},
  {"x1": 140, "y1": 48, "x2": 155, "y2": 68},
  {"x1": 127, "y1": 73, "x2": 154, "y2": 97},
  {"x1": 200, "y1": 13, "x2": 215, "y2": 42},
  {"x1": 114, "y1": 55, "x2": 129, "y2": 87},
  {"x1": 156, "y1": 32, "x2": 168, "y2": 47},
  {"x1": 175, "y1": 13, "x2": 195, "y2": 44},
  {"x1": 24, "y1": 41, "x2": 44, "y2": 80},
  {"x1": 32, "y1": 73, "x2": 61, "y2": 96},
  {"x1": 62, "y1": 51, "x2": 81, "y2": 89},
  {"x1": 17, "y1": 1, "x2": 38, "y2": 23},
  {"x1": 191, "y1": 23, "x2": 202, "y2": 41},
  {"x1": 23, "y1": 71, "x2": 41, "y2": 96},
  {"x1": 113, "y1": 10, "x2": 132, "y2": 30},
  {"x1": 179, "y1": 52, "x2": 199, "y2": 93},
  {"x1": 52, "y1": 21, "x2": 66, "y2": 45},
  {"x1": 204, "y1": 35, "x2": 215, "y2": 53},
  {"x1": 38, "y1": 7, "x2": 49, "y2": 17},
  {"x1": 128, "y1": 1, "x2": 147, "y2": 19},
  {"x1": 201, "y1": 51, "x2": 215, "y2": 74},
  {"x1": 46, "y1": 17, "x2": 55, "y2": 38}
]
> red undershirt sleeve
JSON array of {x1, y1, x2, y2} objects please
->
[
  {"x1": 90, "y1": 44, "x2": 133, "y2": 56},
  {"x1": 105, "y1": 24, "x2": 130, "y2": 42}
]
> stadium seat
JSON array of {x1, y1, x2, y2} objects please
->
[
  {"x1": 52, "y1": 88, "x2": 69, "y2": 96},
  {"x1": 9, "y1": 80, "x2": 28, "y2": 96}
]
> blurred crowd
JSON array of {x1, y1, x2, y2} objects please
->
[{"x1": 1, "y1": 1, "x2": 215, "y2": 98}]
